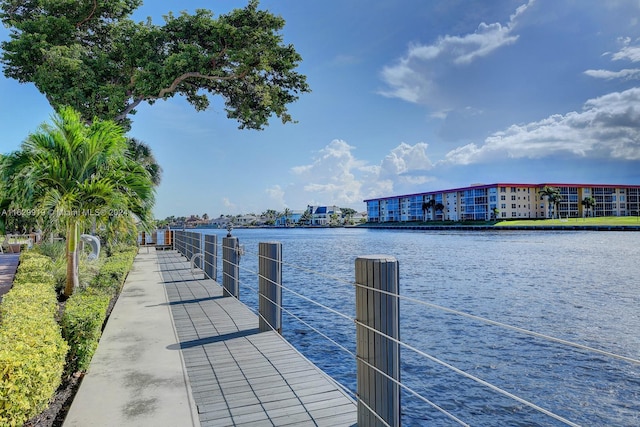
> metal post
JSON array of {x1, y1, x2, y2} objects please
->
[
  {"x1": 178, "y1": 231, "x2": 184, "y2": 255},
  {"x1": 190, "y1": 232, "x2": 197, "y2": 263},
  {"x1": 184, "y1": 232, "x2": 192, "y2": 260},
  {"x1": 259, "y1": 242, "x2": 282, "y2": 334},
  {"x1": 222, "y1": 236, "x2": 240, "y2": 298},
  {"x1": 174, "y1": 231, "x2": 183, "y2": 255},
  {"x1": 355, "y1": 255, "x2": 401, "y2": 427},
  {"x1": 204, "y1": 234, "x2": 218, "y2": 281},
  {"x1": 194, "y1": 232, "x2": 203, "y2": 268}
]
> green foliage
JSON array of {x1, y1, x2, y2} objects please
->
[
  {"x1": 61, "y1": 290, "x2": 110, "y2": 372},
  {"x1": 0, "y1": 254, "x2": 68, "y2": 426},
  {"x1": 0, "y1": 107, "x2": 155, "y2": 296},
  {"x1": 62, "y1": 244, "x2": 137, "y2": 373},
  {"x1": 14, "y1": 251, "x2": 55, "y2": 273},
  {"x1": 0, "y1": 242, "x2": 139, "y2": 424},
  {"x1": 32, "y1": 240, "x2": 66, "y2": 260},
  {"x1": 1, "y1": 0, "x2": 310, "y2": 130},
  {"x1": 90, "y1": 249, "x2": 136, "y2": 296}
]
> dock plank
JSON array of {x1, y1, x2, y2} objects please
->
[{"x1": 157, "y1": 251, "x2": 357, "y2": 426}]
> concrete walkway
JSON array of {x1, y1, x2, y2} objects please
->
[{"x1": 64, "y1": 248, "x2": 200, "y2": 427}]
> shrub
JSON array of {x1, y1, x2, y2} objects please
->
[
  {"x1": 32, "y1": 241, "x2": 65, "y2": 261},
  {"x1": 61, "y1": 290, "x2": 110, "y2": 372},
  {"x1": 62, "y1": 244, "x2": 137, "y2": 373},
  {"x1": 90, "y1": 249, "x2": 136, "y2": 296},
  {"x1": 0, "y1": 254, "x2": 68, "y2": 426}
]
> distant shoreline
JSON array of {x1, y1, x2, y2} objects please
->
[
  {"x1": 356, "y1": 223, "x2": 640, "y2": 231},
  {"x1": 179, "y1": 222, "x2": 640, "y2": 231}
]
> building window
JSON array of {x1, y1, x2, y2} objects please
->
[{"x1": 512, "y1": 204, "x2": 516, "y2": 209}]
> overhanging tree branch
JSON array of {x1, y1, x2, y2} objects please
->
[
  {"x1": 76, "y1": 0, "x2": 98, "y2": 28},
  {"x1": 115, "y1": 69, "x2": 250, "y2": 122},
  {"x1": 156, "y1": 70, "x2": 249, "y2": 98},
  {"x1": 1, "y1": 1, "x2": 310, "y2": 129}
]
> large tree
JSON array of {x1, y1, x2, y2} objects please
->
[
  {"x1": 0, "y1": 0, "x2": 310, "y2": 129},
  {"x1": 1, "y1": 107, "x2": 155, "y2": 296}
]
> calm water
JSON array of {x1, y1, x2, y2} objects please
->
[{"x1": 192, "y1": 227, "x2": 640, "y2": 426}]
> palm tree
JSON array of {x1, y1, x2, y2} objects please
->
[
  {"x1": 492, "y1": 207, "x2": 500, "y2": 221},
  {"x1": 262, "y1": 209, "x2": 277, "y2": 225},
  {"x1": 581, "y1": 196, "x2": 596, "y2": 218},
  {"x1": 539, "y1": 186, "x2": 562, "y2": 219},
  {"x1": 434, "y1": 202, "x2": 445, "y2": 221},
  {"x1": 282, "y1": 208, "x2": 292, "y2": 226},
  {"x1": 127, "y1": 137, "x2": 163, "y2": 186},
  {"x1": 1, "y1": 107, "x2": 155, "y2": 296},
  {"x1": 422, "y1": 198, "x2": 436, "y2": 221},
  {"x1": 299, "y1": 209, "x2": 311, "y2": 226}
]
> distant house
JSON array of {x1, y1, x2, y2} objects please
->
[
  {"x1": 209, "y1": 216, "x2": 231, "y2": 228},
  {"x1": 236, "y1": 214, "x2": 261, "y2": 226},
  {"x1": 348, "y1": 211, "x2": 368, "y2": 225},
  {"x1": 275, "y1": 210, "x2": 305, "y2": 226},
  {"x1": 307, "y1": 205, "x2": 342, "y2": 226}
]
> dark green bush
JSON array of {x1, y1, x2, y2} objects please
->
[
  {"x1": 90, "y1": 249, "x2": 136, "y2": 296},
  {"x1": 61, "y1": 244, "x2": 137, "y2": 374},
  {"x1": 61, "y1": 289, "x2": 110, "y2": 372}
]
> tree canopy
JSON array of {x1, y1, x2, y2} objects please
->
[
  {"x1": 1, "y1": 106, "x2": 155, "y2": 295},
  {"x1": 0, "y1": 0, "x2": 310, "y2": 129}
]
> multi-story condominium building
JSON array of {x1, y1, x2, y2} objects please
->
[{"x1": 365, "y1": 183, "x2": 640, "y2": 223}]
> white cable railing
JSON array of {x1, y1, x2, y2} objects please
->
[{"x1": 172, "y1": 230, "x2": 640, "y2": 426}]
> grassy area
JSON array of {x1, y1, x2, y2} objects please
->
[{"x1": 495, "y1": 216, "x2": 640, "y2": 226}]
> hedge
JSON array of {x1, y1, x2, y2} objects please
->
[
  {"x1": 61, "y1": 245, "x2": 137, "y2": 373},
  {"x1": 0, "y1": 253, "x2": 68, "y2": 426},
  {"x1": 89, "y1": 248, "x2": 137, "y2": 296},
  {"x1": 61, "y1": 290, "x2": 110, "y2": 372}
]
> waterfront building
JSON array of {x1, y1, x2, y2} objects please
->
[
  {"x1": 274, "y1": 210, "x2": 305, "y2": 226},
  {"x1": 306, "y1": 205, "x2": 342, "y2": 226},
  {"x1": 365, "y1": 183, "x2": 640, "y2": 222}
]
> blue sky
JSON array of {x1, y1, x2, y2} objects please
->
[{"x1": 1, "y1": 0, "x2": 640, "y2": 219}]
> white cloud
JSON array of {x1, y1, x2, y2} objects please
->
[
  {"x1": 286, "y1": 140, "x2": 437, "y2": 206},
  {"x1": 265, "y1": 185, "x2": 286, "y2": 209},
  {"x1": 380, "y1": 142, "x2": 433, "y2": 177},
  {"x1": 379, "y1": 1, "x2": 534, "y2": 106},
  {"x1": 222, "y1": 197, "x2": 237, "y2": 211},
  {"x1": 611, "y1": 40, "x2": 640, "y2": 62},
  {"x1": 290, "y1": 139, "x2": 367, "y2": 205},
  {"x1": 442, "y1": 87, "x2": 640, "y2": 164},
  {"x1": 587, "y1": 37, "x2": 640, "y2": 81},
  {"x1": 584, "y1": 68, "x2": 640, "y2": 80}
]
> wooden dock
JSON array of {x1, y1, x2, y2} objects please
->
[{"x1": 157, "y1": 251, "x2": 357, "y2": 427}]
